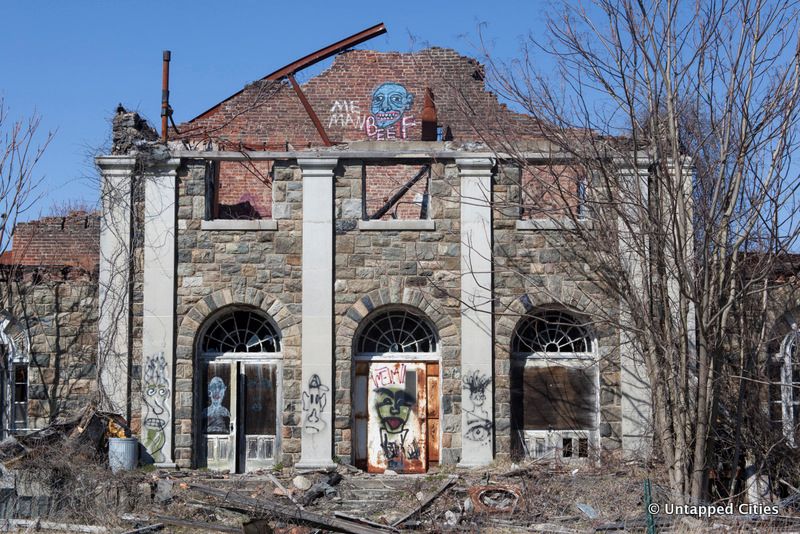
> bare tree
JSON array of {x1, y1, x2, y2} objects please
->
[
  {"x1": 474, "y1": 0, "x2": 800, "y2": 503},
  {"x1": 0, "y1": 98, "x2": 52, "y2": 259}
]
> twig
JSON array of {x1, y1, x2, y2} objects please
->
[
  {"x1": 267, "y1": 472, "x2": 304, "y2": 509},
  {"x1": 391, "y1": 474, "x2": 458, "y2": 526}
]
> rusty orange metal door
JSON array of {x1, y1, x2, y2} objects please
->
[{"x1": 366, "y1": 362, "x2": 427, "y2": 473}]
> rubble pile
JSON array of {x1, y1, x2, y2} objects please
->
[{"x1": 2, "y1": 416, "x2": 800, "y2": 533}]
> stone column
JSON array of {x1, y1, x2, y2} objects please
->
[
  {"x1": 141, "y1": 158, "x2": 181, "y2": 467},
  {"x1": 617, "y1": 159, "x2": 653, "y2": 457},
  {"x1": 296, "y1": 158, "x2": 338, "y2": 470},
  {"x1": 96, "y1": 156, "x2": 136, "y2": 420},
  {"x1": 457, "y1": 158, "x2": 495, "y2": 467}
]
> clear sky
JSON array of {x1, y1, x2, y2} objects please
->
[{"x1": 1, "y1": 0, "x2": 547, "y2": 217}]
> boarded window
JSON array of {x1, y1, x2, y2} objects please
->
[{"x1": 511, "y1": 365, "x2": 596, "y2": 430}]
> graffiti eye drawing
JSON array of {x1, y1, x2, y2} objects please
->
[{"x1": 465, "y1": 421, "x2": 492, "y2": 442}]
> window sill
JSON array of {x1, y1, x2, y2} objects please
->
[
  {"x1": 516, "y1": 218, "x2": 592, "y2": 231},
  {"x1": 201, "y1": 220, "x2": 278, "y2": 231},
  {"x1": 358, "y1": 220, "x2": 436, "y2": 231}
]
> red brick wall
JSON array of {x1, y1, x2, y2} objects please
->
[
  {"x1": 4, "y1": 211, "x2": 100, "y2": 269},
  {"x1": 521, "y1": 165, "x2": 583, "y2": 219},
  {"x1": 179, "y1": 48, "x2": 542, "y2": 149},
  {"x1": 365, "y1": 164, "x2": 429, "y2": 220},
  {"x1": 216, "y1": 160, "x2": 273, "y2": 219}
]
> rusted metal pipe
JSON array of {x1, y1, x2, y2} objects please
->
[
  {"x1": 421, "y1": 88, "x2": 437, "y2": 141},
  {"x1": 288, "y1": 74, "x2": 332, "y2": 146},
  {"x1": 161, "y1": 50, "x2": 171, "y2": 142}
]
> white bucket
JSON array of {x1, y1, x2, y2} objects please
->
[{"x1": 108, "y1": 437, "x2": 139, "y2": 472}]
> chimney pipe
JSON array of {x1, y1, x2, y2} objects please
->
[
  {"x1": 421, "y1": 87, "x2": 438, "y2": 141},
  {"x1": 161, "y1": 50, "x2": 171, "y2": 142}
]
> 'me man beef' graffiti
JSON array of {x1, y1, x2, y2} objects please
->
[{"x1": 328, "y1": 83, "x2": 416, "y2": 141}]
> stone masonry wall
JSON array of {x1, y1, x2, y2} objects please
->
[
  {"x1": 492, "y1": 163, "x2": 622, "y2": 459},
  {"x1": 1, "y1": 267, "x2": 98, "y2": 430},
  {"x1": 173, "y1": 159, "x2": 303, "y2": 467},
  {"x1": 332, "y1": 160, "x2": 463, "y2": 465}
]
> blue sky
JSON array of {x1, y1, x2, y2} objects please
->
[{"x1": 1, "y1": 0, "x2": 546, "y2": 217}]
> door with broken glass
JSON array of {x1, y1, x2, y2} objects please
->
[{"x1": 197, "y1": 308, "x2": 281, "y2": 472}]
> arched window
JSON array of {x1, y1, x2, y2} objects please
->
[
  {"x1": 511, "y1": 309, "x2": 597, "y2": 460},
  {"x1": 512, "y1": 310, "x2": 591, "y2": 355},
  {"x1": 355, "y1": 308, "x2": 437, "y2": 355},
  {"x1": 0, "y1": 313, "x2": 29, "y2": 437},
  {"x1": 200, "y1": 309, "x2": 280, "y2": 355}
]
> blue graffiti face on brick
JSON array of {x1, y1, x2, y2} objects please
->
[{"x1": 370, "y1": 83, "x2": 414, "y2": 128}]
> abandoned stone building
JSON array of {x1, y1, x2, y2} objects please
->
[
  {"x1": 0, "y1": 212, "x2": 99, "y2": 438},
  {"x1": 4, "y1": 27, "x2": 798, "y2": 478},
  {"x1": 88, "y1": 37, "x2": 651, "y2": 473}
]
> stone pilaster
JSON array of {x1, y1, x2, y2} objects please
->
[
  {"x1": 617, "y1": 159, "x2": 653, "y2": 457},
  {"x1": 296, "y1": 158, "x2": 338, "y2": 469},
  {"x1": 457, "y1": 158, "x2": 495, "y2": 467},
  {"x1": 96, "y1": 156, "x2": 136, "y2": 420},
  {"x1": 141, "y1": 158, "x2": 180, "y2": 467}
]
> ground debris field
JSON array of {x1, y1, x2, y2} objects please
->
[
  {"x1": 4, "y1": 435, "x2": 800, "y2": 534},
  {"x1": 1, "y1": 410, "x2": 800, "y2": 533}
]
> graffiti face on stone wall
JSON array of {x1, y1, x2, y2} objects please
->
[
  {"x1": 142, "y1": 353, "x2": 170, "y2": 463},
  {"x1": 302, "y1": 374, "x2": 329, "y2": 435},
  {"x1": 204, "y1": 376, "x2": 231, "y2": 434},
  {"x1": 370, "y1": 83, "x2": 414, "y2": 128}
]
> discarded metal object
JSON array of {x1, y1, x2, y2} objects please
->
[{"x1": 467, "y1": 484, "x2": 523, "y2": 514}]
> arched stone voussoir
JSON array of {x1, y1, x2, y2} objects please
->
[
  {"x1": 179, "y1": 288, "x2": 290, "y2": 341},
  {"x1": 336, "y1": 287, "x2": 457, "y2": 347}
]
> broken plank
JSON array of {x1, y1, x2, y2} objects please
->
[
  {"x1": 0, "y1": 518, "x2": 107, "y2": 533},
  {"x1": 152, "y1": 515, "x2": 241, "y2": 533},
  {"x1": 334, "y1": 512, "x2": 400, "y2": 532},
  {"x1": 268, "y1": 472, "x2": 304, "y2": 509},
  {"x1": 391, "y1": 474, "x2": 458, "y2": 526},
  {"x1": 191, "y1": 483, "x2": 392, "y2": 534},
  {"x1": 299, "y1": 471, "x2": 343, "y2": 506},
  {"x1": 120, "y1": 524, "x2": 164, "y2": 534}
]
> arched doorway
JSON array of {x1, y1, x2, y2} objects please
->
[
  {"x1": 352, "y1": 307, "x2": 440, "y2": 473},
  {"x1": 510, "y1": 309, "x2": 598, "y2": 460},
  {"x1": 195, "y1": 306, "x2": 281, "y2": 472}
]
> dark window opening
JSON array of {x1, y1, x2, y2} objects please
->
[{"x1": 206, "y1": 160, "x2": 274, "y2": 221}]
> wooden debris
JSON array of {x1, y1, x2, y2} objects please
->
[
  {"x1": 333, "y1": 512, "x2": 399, "y2": 532},
  {"x1": 120, "y1": 524, "x2": 165, "y2": 534},
  {"x1": 0, "y1": 518, "x2": 107, "y2": 532},
  {"x1": 298, "y1": 471, "x2": 343, "y2": 506},
  {"x1": 191, "y1": 483, "x2": 394, "y2": 534},
  {"x1": 152, "y1": 515, "x2": 241, "y2": 533},
  {"x1": 268, "y1": 472, "x2": 304, "y2": 509},
  {"x1": 391, "y1": 474, "x2": 458, "y2": 526}
]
